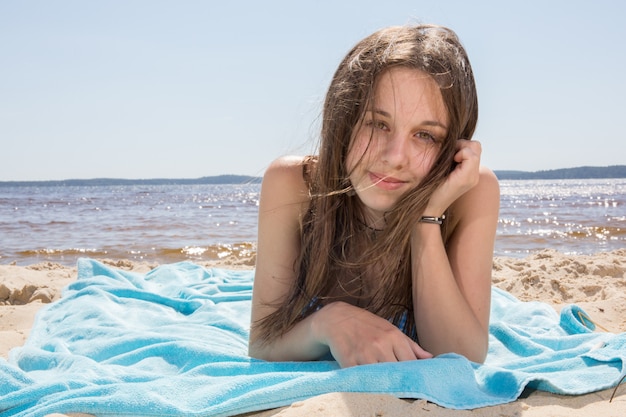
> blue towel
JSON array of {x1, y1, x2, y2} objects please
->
[{"x1": 0, "y1": 259, "x2": 624, "y2": 417}]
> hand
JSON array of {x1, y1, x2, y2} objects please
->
[
  {"x1": 313, "y1": 301, "x2": 432, "y2": 368},
  {"x1": 427, "y1": 139, "x2": 482, "y2": 215}
]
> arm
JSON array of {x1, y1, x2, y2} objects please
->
[
  {"x1": 248, "y1": 156, "x2": 327, "y2": 361},
  {"x1": 411, "y1": 140, "x2": 499, "y2": 363}
]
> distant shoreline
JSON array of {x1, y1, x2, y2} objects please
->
[
  {"x1": 493, "y1": 165, "x2": 626, "y2": 180},
  {"x1": 0, "y1": 175, "x2": 262, "y2": 187},
  {"x1": 1, "y1": 166, "x2": 625, "y2": 186}
]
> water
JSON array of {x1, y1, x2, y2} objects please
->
[
  {"x1": 0, "y1": 184, "x2": 260, "y2": 265},
  {"x1": 1, "y1": 179, "x2": 624, "y2": 266},
  {"x1": 497, "y1": 179, "x2": 625, "y2": 256}
]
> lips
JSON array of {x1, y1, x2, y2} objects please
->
[{"x1": 368, "y1": 172, "x2": 408, "y2": 191}]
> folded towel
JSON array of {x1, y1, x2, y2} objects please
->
[{"x1": 0, "y1": 259, "x2": 624, "y2": 417}]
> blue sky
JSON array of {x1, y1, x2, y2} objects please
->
[{"x1": 2, "y1": 0, "x2": 625, "y2": 181}]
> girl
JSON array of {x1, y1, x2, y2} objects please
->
[{"x1": 249, "y1": 24, "x2": 500, "y2": 367}]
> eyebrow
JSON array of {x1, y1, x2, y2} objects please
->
[{"x1": 370, "y1": 108, "x2": 448, "y2": 130}]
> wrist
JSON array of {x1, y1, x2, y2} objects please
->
[
  {"x1": 419, "y1": 214, "x2": 446, "y2": 225},
  {"x1": 412, "y1": 215, "x2": 446, "y2": 242},
  {"x1": 311, "y1": 302, "x2": 340, "y2": 346}
]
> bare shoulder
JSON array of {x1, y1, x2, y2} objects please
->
[
  {"x1": 462, "y1": 166, "x2": 498, "y2": 204},
  {"x1": 264, "y1": 155, "x2": 309, "y2": 181},
  {"x1": 449, "y1": 166, "x2": 500, "y2": 226},
  {"x1": 261, "y1": 155, "x2": 312, "y2": 208},
  {"x1": 266, "y1": 154, "x2": 308, "y2": 171},
  {"x1": 475, "y1": 166, "x2": 500, "y2": 200}
]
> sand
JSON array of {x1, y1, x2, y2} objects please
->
[{"x1": 1, "y1": 249, "x2": 625, "y2": 417}]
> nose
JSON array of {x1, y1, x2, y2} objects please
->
[{"x1": 381, "y1": 133, "x2": 410, "y2": 169}]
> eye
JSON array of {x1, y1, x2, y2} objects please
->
[
  {"x1": 415, "y1": 131, "x2": 437, "y2": 142},
  {"x1": 365, "y1": 119, "x2": 389, "y2": 131}
]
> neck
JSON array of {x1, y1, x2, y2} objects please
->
[
  {"x1": 357, "y1": 217, "x2": 384, "y2": 232},
  {"x1": 362, "y1": 210, "x2": 386, "y2": 231}
]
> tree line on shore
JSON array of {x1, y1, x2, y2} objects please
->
[{"x1": 2, "y1": 166, "x2": 626, "y2": 186}]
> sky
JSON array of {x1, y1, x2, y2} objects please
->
[{"x1": 1, "y1": 0, "x2": 625, "y2": 181}]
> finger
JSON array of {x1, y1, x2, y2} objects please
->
[
  {"x1": 346, "y1": 344, "x2": 391, "y2": 366},
  {"x1": 462, "y1": 139, "x2": 482, "y2": 156},
  {"x1": 393, "y1": 341, "x2": 419, "y2": 362},
  {"x1": 335, "y1": 351, "x2": 359, "y2": 368},
  {"x1": 455, "y1": 138, "x2": 481, "y2": 154},
  {"x1": 410, "y1": 341, "x2": 433, "y2": 360},
  {"x1": 454, "y1": 142, "x2": 481, "y2": 165},
  {"x1": 371, "y1": 348, "x2": 401, "y2": 365},
  {"x1": 456, "y1": 137, "x2": 470, "y2": 148},
  {"x1": 356, "y1": 337, "x2": 405, "y2": 365}
]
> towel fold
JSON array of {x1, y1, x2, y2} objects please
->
[{"x1": 0, "y1": 259, "x2": 624, "y2": 417}]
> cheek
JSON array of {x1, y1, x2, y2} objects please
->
[
  {"x1": 346, "y1": 134, "x2": 373, "y2": 173},
  {"x1": 410, "y1": 145, "x2": 439, "y2": 174}
]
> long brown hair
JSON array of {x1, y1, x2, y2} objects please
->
[{"x1": 256, "y1": 24, "x2": 478, "y2": 342}]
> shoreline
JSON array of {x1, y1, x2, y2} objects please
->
[{"x1": 1, "y1": 249, "x2": 625, "y2": 416}]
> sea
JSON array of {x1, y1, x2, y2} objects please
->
[{"x1": 1, "y1": 179, "x2": 624, "y2": 266}]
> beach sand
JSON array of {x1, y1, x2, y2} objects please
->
[{"x1": 2, "y1": 250, "x2": 625, "y2": 417}]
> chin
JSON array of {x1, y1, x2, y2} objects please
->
[{"x1": 355, "y1": 193, "x2": 397, "y2": 215}]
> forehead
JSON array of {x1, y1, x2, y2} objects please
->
[{"x1": 371, "y1": 67, "x2": 447, "y2": 122}]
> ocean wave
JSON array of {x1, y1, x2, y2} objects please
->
[{"x1": 3, "y1": 242, "x2": 257, "y2": 267}]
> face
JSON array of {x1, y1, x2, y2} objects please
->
[{"x1": 346, "y1": 67, "x2": 449, "y2": 227}]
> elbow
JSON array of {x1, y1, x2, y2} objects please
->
[
  {"x1": 248, "y1": 333, "x2": 283, "y2": 362},
  {"x1": 431, "y1": 333, "x2": 488, "y2": 364},
  {"x1": 247, "y1": 329, "x2": 266, "y2": 360},
  {"x1": 248, "y1": 338, "x2": 271, "y2": 361},
  {"x1": 463, "y1": 335, "x2": 489, "y2": 364},
  {"x1": 466, "y1": 347, "x2": 488, "y2": 364},
  {"x1": 247, "y1": 344, "x2": 260, "y2": 360}
]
